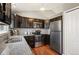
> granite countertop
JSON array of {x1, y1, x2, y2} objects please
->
[{"x1": 1, "y1": 36, "x2": 33, "y2": 55}]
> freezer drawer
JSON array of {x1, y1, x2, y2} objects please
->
[{"x1": 50, "y1": 32, "x2": 62, "y2": 54}]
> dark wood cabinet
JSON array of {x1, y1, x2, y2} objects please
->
[
  {"x1": 5, "y1": 3, "x2": 11, "y2": 24},
  {"x1": 24, "y1": 36, "x2": 35, "y2": 48},
  {"x1": 14, "y1": 15, "x2": 33, "y2": 28},
  {"x1": 20, "y1": 17, "x2": 27, "y2": 28},
  {"x1": 33, "y1": 19, "x2": 44, "y2": 28},
  {"x1": 14, "y1": 15, "x2": 22, "y2": 28},
  {"x1": 24, "y1": 35, "x2": 50, "y2": 48},
  {"x1": 44, "y1": 20, "x2": 49, "y2": 29},
  {"x1": 14, "y1": 15, "x2": 45, "y2": 28},
  {"x1": 41, "y1": 34, "x2": 50, "y2": 45},
  {"x1": 25, "y1": 18, "x2": 33, "y2": 28},
  {"x1": 0, "y1": 3, "x2": 11, "y2": 25}
]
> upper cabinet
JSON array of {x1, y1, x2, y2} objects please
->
[
  {"x1": 14, "y1": 15, "x2": 21, "y2": 28},
  {"x1": 14, "y1": 15, "x2": 46, "y2": 28},
  {"x1": 33, "y1": 19, "x2": 44, "y2": 28},
  {"x1": 44, "y1": 20, "x2": 49, "y2": 29},
  {"x1": 0, "y1": 3, "x2": 11, "y2": 25}
]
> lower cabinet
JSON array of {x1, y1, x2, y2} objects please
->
[
  {"x1": 24, "y1": 34, "x2": 50, "y2": 48},
  {"x1": 41, "y1": 34, "x2": 50, "y2": 45},
  {"x1": 24, "y1": 36, "x2": 35, "y2": 48}
]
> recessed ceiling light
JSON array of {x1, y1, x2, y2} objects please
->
[
  {"x1": 12, "y1": 3, "x2": 15, "y2": 5},
  {"x1": 40, "y1": 8, "x2": 45, "y2": 11}
]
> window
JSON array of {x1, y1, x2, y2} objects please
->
[{"x1": 0, "y1": 25, "x2": 9, "y2": 34}]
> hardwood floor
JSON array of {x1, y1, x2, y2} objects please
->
[{"x1": 32, "y1": 45, "x2": 59, "y2": 55}]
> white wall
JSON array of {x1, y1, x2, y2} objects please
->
[{"x1": 63, "y1": 6, "x2": 79, "y2": 55}]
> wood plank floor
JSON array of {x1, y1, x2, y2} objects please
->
[{"x1": 32, "y1": 45, "x2": 59, "y2": 55}]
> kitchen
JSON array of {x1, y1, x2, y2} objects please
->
[{"x1": 0, "y1": 3, "x2": 79, "y2": 55}]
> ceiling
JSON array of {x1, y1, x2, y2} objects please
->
[{"x1": 12, "y1": 3, "x2": 79, "y2": 19}]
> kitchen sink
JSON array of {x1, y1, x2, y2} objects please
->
[{"x1": 5, "y1": 38, "x2": 22, "y2": 43}]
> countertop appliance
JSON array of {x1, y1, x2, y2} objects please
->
[{"x1": 50, "y1": 20, "x2": 63, "y2": 54}]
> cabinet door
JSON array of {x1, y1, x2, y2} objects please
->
[
  {"x1": 44, "y1": 20, "x2": 49, "y2": 29},
  {"x1": 33, "y1": 20, "x2": 44, "y2": 28},
  {"x1": 24, "y1": 36, "x2": 35, "y2": 48},
  {"x1": 21, "y1": 17, "x2": 27, "y2": 28},
  {"x1": 14, "y1": 15, "x2": 21, "y2": 28},
  {"x1": 25, "y1": 18, "x2": 30, "y2": 28},
  {"x1": 42, "y1": 34, "x2": 50, "y2": 44},
  {"x1": 21, "y1": 18, "x2": 33, "y2": 28},
  {"x1": 14, "y1": 16, "x2": 45, "y2": 28},
  {"x1": 5, "y1": 3, "x2": 11, "y2": 24},
  {"x1": 0, "y1": 3, "x2": 11, "y2": 24},
  {"x1": 28, "y1": 19, "x2": 33, "y2": 28}
]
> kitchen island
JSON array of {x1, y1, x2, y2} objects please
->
[{"x1": 1, "y1": 36, "x2": 33, "y2": 55}]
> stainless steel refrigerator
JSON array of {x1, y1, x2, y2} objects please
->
[{"x1": 50, "y1": 20, "x2": 63, "y2": 54}]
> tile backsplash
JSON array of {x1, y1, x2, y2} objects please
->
[{"x1": 14, "y1": 28, "x2": 50, "y2": 36}]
